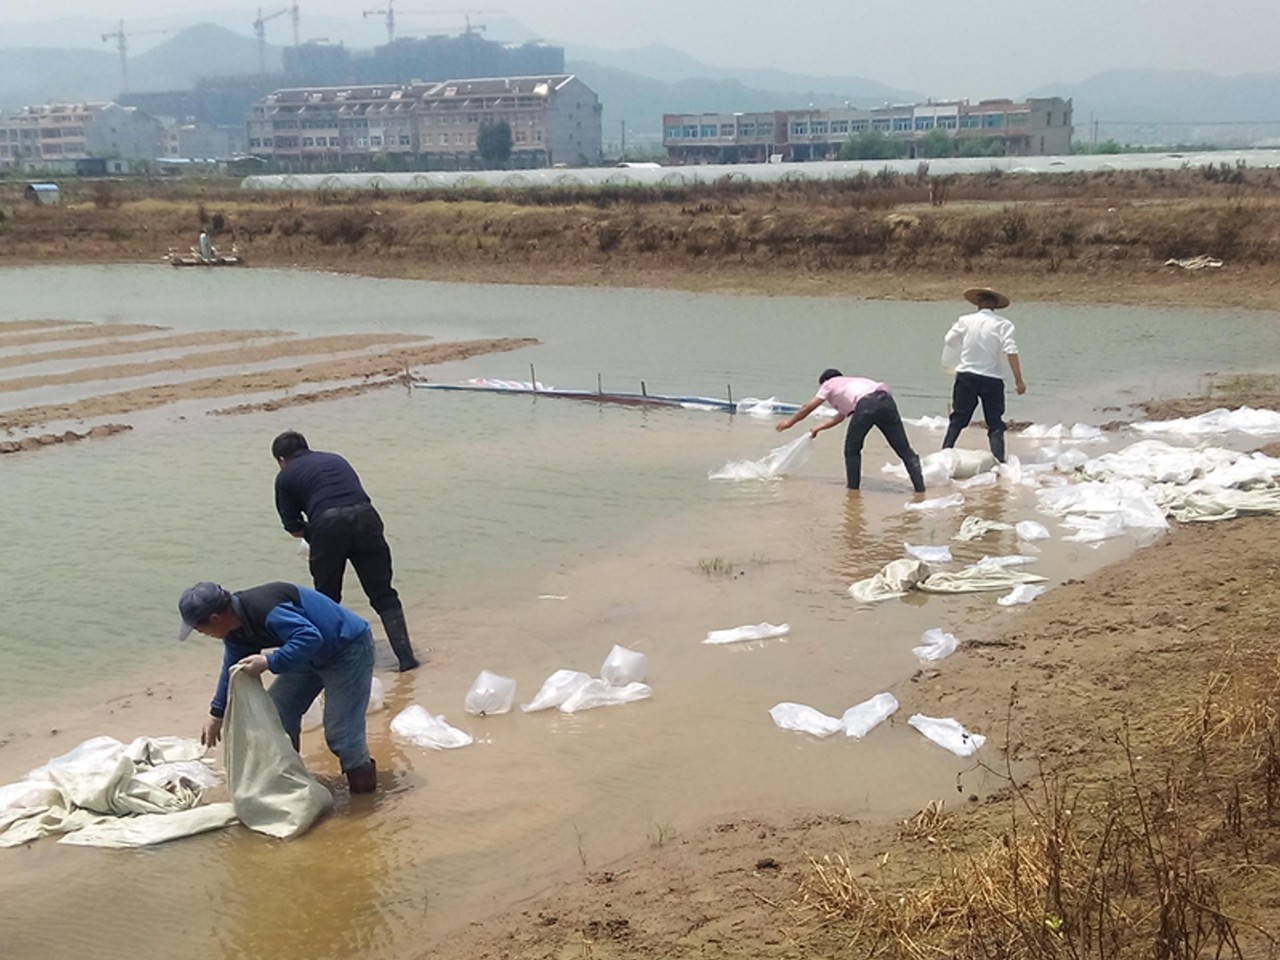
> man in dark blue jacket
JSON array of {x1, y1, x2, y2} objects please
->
[
  {"x1": 178, "y1": 580, "x2": 378, "y2": 794},
  {"x1": 271, "y1": 430, "x2": 420, "y2": 672}
]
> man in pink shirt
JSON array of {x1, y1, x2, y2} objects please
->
[{"x1": 776, "y1": 368, "x2": 926, "y2": 492}]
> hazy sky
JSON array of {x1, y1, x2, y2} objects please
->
[{"x1": 6, "y1": 0, "x2": 1279, "y2": 96}]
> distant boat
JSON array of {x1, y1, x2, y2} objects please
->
[{"x1": 166, "y1": 247, "x2": 246, "y2": 268}]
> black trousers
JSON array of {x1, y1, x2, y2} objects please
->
[
  {"x1": 942, "y1": 371, "x2": 1007, "y2": 462},
  {"x1": 307, "y1": 503, "x2": 402, "y2": 616},
  {"x1": 844, "y1": 390, "x2": 925, "y2": 492}
]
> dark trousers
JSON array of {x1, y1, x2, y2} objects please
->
[
  {"x1": 307, "y1": 503, "x2": 402, "y2": 616},
  {"x1": 845, "y1": 390, "x2": 926, "y2": 492},
  {"x1": 942, "y1": 371, "x2": 1007, "y2": 462}
]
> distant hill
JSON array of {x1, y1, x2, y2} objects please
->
[
  {"x1": 1030, "y1": 69, "x2": 1280, "y2": 144},
  {"x1": 566, "y1": 42, "x2": 920, "y2": 103},
  {"x1": 569, "y1": 60, "x2": 917, "y2": 142},
  {"x1": 0, "y1": 24, "x2": 280, "y2": 107}
]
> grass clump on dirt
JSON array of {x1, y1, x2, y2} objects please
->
[{"x1": 795, "y1": 651, "x2": 1280, "y2": 960}]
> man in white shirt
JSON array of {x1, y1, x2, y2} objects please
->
[{"x1": 940, "y1": 287, "x2": 1026, "y2": 462}]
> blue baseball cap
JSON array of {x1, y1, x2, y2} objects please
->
[{"x1": 177, "y1": 582, "x2": 231, "y2": 641}]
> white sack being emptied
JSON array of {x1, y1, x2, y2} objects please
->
[{"x1": 709, "y1": 435, "x2": 813, "y2": 481}]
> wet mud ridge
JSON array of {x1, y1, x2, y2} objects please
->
[{"x1": 0, "y1": 319, "x2": 537, "y2": 453}]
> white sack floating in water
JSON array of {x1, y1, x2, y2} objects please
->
[
  {"x1": 703, "y1": 622, "x2": 791, "y2": 645},
  {"x1": 521, "y1": 670, "x2": 593, "y2": 712},
  {"x1": 559, "y1": 680, "x2": 652, "y2": 713},
  {"x1": 904, "y1": 492, "x2": 965, "y2": 512},
  {"x1": 463, "y1": 670, "x2": 517, "y2": 716},
  {"x1": 841, "y1": 693, "x2": 899, "y2": 739},
  {"x1": 904, "y1": 542, "x2": 953, "y2": 564},
  {"x1": 390, "y1": 705, "x2": 474, "y2": 750},
  {"x1": 769, "y1": 702, "x2": 843, "y2": 738},
  {"x1": 601, "y1": 644, "x2": 648, "y2": 685}
]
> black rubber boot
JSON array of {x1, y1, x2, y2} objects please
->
[
  {"x1": 379, "y1": 608, "x2": 420, "y2": 672},
  {"x1": 904, "y1": 454, "x2": 926, "y2": 493},
  {"x1": 346, "y1": 758, "x2": 377, "y2": 794}
]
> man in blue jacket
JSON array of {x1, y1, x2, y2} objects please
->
[{"x1": 178, "y1": 580, "x2": 378, "y2": 794}]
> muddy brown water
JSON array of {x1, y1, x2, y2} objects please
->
[{"x1": 2, "y1": 266, "x2": 1280, "y2": 960}]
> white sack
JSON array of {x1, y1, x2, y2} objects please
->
[
  {"x1": 1132, "y1": 406, "x2": 1280, "y2": 437},
  {"x1": 521, "y1": 669, "x2": 593, "y2": 712},
  {"x1": 390, "y1": 705, "x2": 474, "y2": 750},
  {"x1": 904, "y1": 542, "x2": 953, "y2": 564},
  {"x1": 904, "y1": 492, "x2": 965, "y2": 512},
  {"x1": 1060, "y1": 514, "x2": 1126, "y2": 543},
  {"x1": 559, "y1": 680, "x2": 652, "y2": 713},
  {"x1": 955, "y1": 471, "x2": 998, "y2": 490},
  {"x1": 703, "y1": 622, "x2": 791, "y2": 645},
  {"x1": 918, "y1": 565, "x2": 1046, "y2": 594},
  {"x1": 908, "y1": 714, "x2": 986, "y2": 757},
  {"x1": 769, "y1": 702, "x2": 843, "y2": 738},
  {"x1": 464, "y1": 670, "x2": 518, "y2": 716},
  {"x1": 998, "y1": 584, "x2": 1047, "y2": 605},
  {"x1": 709, "y1": 434, "x2": 812, "y2": 481},
  {"x1": 849, "y1": 559, "x2": 931, "y2": 603},
  {"x1": 954, "y1": 515, "x2": 1014, "y2": 541},
  {"x1": 841, "y1": 693, "x2": 899, "y2": 739},
  {"x1": 601, "y1": 645, "x2": 649, "y2": 685},
  {"x1": 1016, "y1": 520, "x2": 1051, "y2": 541},
  {"x1": 223, "y1": 668, "x2": 333, "y2": 840},
  {"x1": 912, "y1": 628, "x2": 960, "y2": 662},
  {"x1": 58, "y1": 804, "x2": 237, "y2": 848},
  {"x1": 904, "y1": 415, "x2": 950, "y2": 430}
]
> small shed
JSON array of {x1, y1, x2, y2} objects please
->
[{"x1": 24, "y1": 183, "x2": 60, "y2": 205}]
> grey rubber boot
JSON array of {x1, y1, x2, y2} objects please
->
[
  {"x1": 379, "y1": 608, "x2": 420, "y2": 672},
  {"x1": 345, "y1": 758, "x2": 377, "y2": 794}
]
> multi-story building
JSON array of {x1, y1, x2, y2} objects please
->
[
  {"x1": 158, "y1": 120, "x2": 234, "y2": 160},
  {"x1": 0, "y1": 102, "x2": 161, "y2": 169},
  {"x1": 245, "y1": 74, "x2": 602, "y2": 170},
  {"x1": 663, "y1": 97, "x2": 1073, "y2": 163}
]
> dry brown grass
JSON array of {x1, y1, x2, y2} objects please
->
[
  {"x1": 792, "y1": 657, "x2": 1280, "y2": 960},
  {"x1": 3, "y1": 167, "x2": 1280, "y2": 307}
]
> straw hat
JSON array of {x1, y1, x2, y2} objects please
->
[{"x1": 963, "y1": 287, "x2": 1010, "y2": 309}]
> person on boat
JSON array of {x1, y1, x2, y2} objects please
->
[
  {"x1": 178, "y1": 579, "x2": 379, "y2": 794},
  {"x1": 198, "y1": 230, "x2": 212, "y2": 261},
  {"x1": 271, "y1": 430, "x2": 421, "y2": 672},
  {"x1": 940, "y1": 286, "x2": 1026, "y2": 463},
  {"x1": 776, "y1": 369, "x2": 926, "y2": 492}
]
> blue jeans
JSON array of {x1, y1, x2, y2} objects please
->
[{"x1": 269, "y1": 629, "x2": 374, "y2": 772}]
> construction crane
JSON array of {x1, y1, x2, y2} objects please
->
[
  {"x1": 363, "y1": 3, "x2": 503, "y2": 44},
  {"x1": 100, "y1": 20, "x2": 169, "y2": 94},
  {"x1": 253, "y1": 4, "x2": 299, "y2": 75}
]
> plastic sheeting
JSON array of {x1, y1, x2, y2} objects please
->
[
  {"x1": 954, "y1": 515, "x2": 1014, "y2": 541},
  {"x1": 560, "y1": 680, "x2": 652, "y2": 713},
  {"x1": 1020, "y1": 423, "x2": 1106, "y2": 443},
  {"x1": 709, "y1": 434, "x2": 813, "y2": 481},
  {"x1": 904, "y1": 543, "x2": 953, "y2": 564},
  {"x1": 998, "y1": 584, "x2": 1047, "y2": 605},
  {"x1": 908, "y1": 715, "x2": 986, "y2": 756},
  {"x1": 521, "y1": 670, "x2": 593, "y2": 712},
  {"x1": 905, "y1": 492, "x2": 965, "y2": 512},
  {"x1": 0, "y1": 735, "x2": 225, "y2": 848},
  {"x1": 1132, "y1": 406, "x2": 1280, "y2": 437},
  {"x1": 1016, "y1": 520, "x2": 1051, "y2": 541},
  {"x1": 703, "y1": 622, "x2": 791, "y2": 645},
  {"x1": 224, "y1": 668, "x2": 333, "y2": 840}
]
